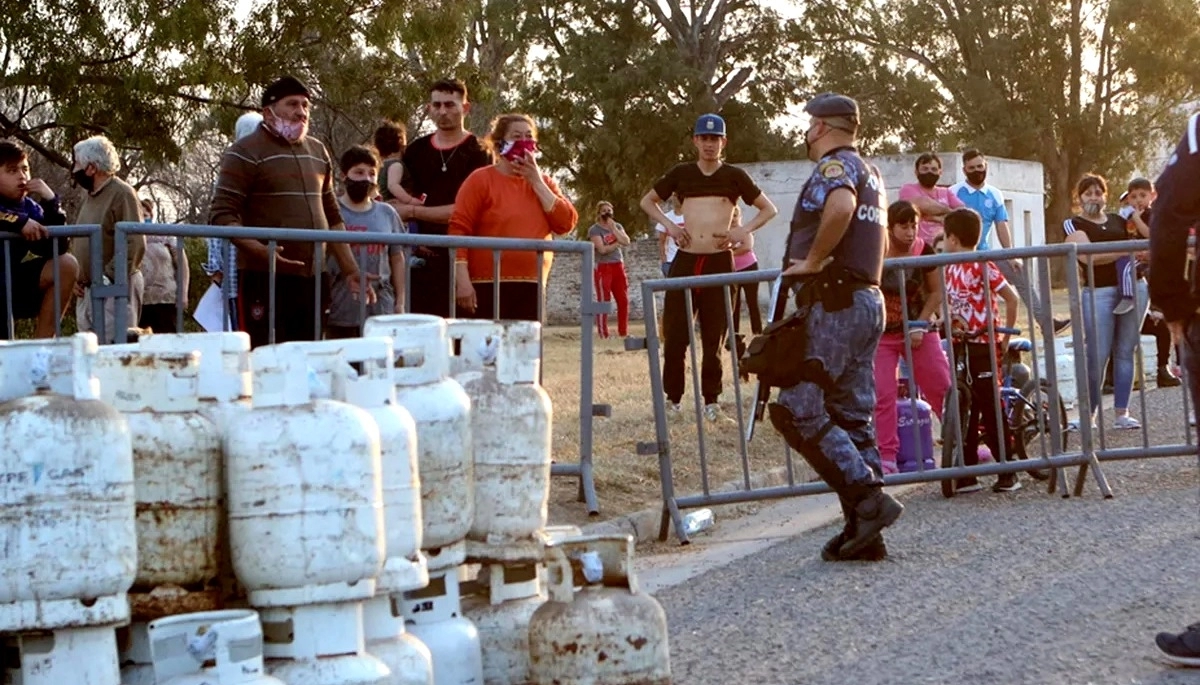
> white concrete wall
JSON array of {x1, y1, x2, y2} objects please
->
[{"x1": 739, "y1": 153, "x2": 1046, "y2": 304}]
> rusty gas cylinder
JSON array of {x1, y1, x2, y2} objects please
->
[{"x1": 528, "y1": 535, "x2": 670, "y2": 685}]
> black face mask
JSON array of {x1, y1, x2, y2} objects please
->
[
  {"x1": 599, "y1": 212, "x2": 613, "y2": 220},
  {"x1": 917, "y1": 172, "x2": 940, "y2": 189},
  {"x1": 345, "y1": 179, "x2": 375, "y2": 203},
  {"x1": 73, "y1": 169, "x2": 94, "y2": 192},
  {"x1": 966, "y1": 170, "x2": 987, "y2": 186}
]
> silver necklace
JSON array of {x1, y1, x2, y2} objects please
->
[{"x1": 438, "y1": 142, "x2": 460, "y2": 173}]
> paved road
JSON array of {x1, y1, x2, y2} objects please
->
[{"x1": 653, "y1": 455, "x2": 1200, "y2": 685}]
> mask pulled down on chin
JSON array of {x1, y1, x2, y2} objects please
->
[{"x1": 268, "y1": 107, "x2": 307, "y2": 143}]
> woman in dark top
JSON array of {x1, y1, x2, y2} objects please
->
[{"x1": 1063, "y1": 174, "x2": 1148, "y2": 430}]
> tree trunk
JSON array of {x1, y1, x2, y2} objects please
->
[{"x1": 1044, "y1": 164, "x2": 1073, "y2": 289}]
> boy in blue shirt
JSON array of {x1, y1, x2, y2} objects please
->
[{"x1": 0, "y1": 141, "x2": 78, "y2": 338}]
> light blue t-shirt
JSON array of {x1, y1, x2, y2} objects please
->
[{"x1": 952, "y1": 182, "x2": 1009, "y2": 249}]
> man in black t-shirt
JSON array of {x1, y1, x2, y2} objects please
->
[
  {"x1": 399, "y1": 78, "x2": 492, "y2": 317},
  {"x1": 640, "y1": 113, "x2": 778, "y2": 424}
]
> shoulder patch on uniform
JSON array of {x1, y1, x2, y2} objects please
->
[{"x1": 819, "y1": 159, "x2": 845, "y2": 179}]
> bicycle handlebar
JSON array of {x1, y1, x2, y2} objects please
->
[
  {"x1": 907, "y1": 321, "x2": 1020, "y2": 337},
  {"x1": 952, "y1": 326, "x2": 1021, "y2": 340}
]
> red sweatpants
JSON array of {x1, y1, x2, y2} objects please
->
[{"x1": 594, "y1": 262, "x2": 629, "y2": 338}]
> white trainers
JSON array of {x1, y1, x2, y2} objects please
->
[
  {"x1": 1112, "y1": 298, "x2": 1135, "y2": 316},
  {"x1": 703, "y1": 403, "x2": 727, "y2": 423},
  {"x1": 666, "y1": 402, "x2": 685, "y2": 421},
  {"x1": 1113, "y1": 413, "x2": 1141, "y2": 430}
]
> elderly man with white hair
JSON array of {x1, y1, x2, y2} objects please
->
[{"x1": 69, "y1": 134, "x2": 145, "y2": 342}]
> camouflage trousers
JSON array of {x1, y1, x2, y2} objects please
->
[{"x1": 777, "y1": 287, "x2": 885, "y2": 487}]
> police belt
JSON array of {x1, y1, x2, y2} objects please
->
[{"x1": 789, "y1": 266, "x2": 874, "y2": 311}]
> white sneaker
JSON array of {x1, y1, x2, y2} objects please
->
[
  {"x1": 1112, "y1": 298, "x2": 1135, "y2": 316},
  {"x1": 1068, "y1": 418, "x2": 1098, "y2": 433},
  {"x1": 666, "y1": 402, "x2": 686, "y2": 422},
  {"x1": 703, "y1": 403, "x2": 729, "y2": 423},
  {"x1": 1113, "y1": 414, "x2": 1141, "y2": 430}
]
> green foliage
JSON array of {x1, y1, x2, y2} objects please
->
[
  {"x1": 801, "y1": 0, "x2": 1200, "y2": 263},
  {"x1": 525, "y1": 0, "x2": 810, "y2": 235}
]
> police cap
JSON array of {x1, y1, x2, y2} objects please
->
[{"x1": 804, "y1": 93, "x2": 859, "y2": 121}]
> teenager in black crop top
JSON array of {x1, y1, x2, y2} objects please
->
[
  {"x1": 651, "y1": 162, "x2": 762, "y2": 206},
  {"x1": 1062, "y1": 174, "x2": 1148, "y2": 430},
  {"x1": 637, "y1": 114, "x2": 778, "y2": 424}
]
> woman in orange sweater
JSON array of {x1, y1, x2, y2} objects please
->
[{"x1": 448, "y1": 113, "x2": 578, "y2": 320}]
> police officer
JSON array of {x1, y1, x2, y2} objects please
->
[
  {"x1": 767, "y1": 93, "x2": 900, "y2": 562},
  {"x1": 1148, "y1": 111, "x2": 1200, "y2": 666}
]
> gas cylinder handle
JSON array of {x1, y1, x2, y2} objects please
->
[
  {"x1": 544, "y1": 544, "x2": 576, "y2": 603},
  {"x1": 543, "y1": 534, "x2": 639, "y2": 595}
]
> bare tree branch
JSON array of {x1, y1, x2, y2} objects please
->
[{"x1": 0, "y1": 111, "x2": 72, "y2": 168}]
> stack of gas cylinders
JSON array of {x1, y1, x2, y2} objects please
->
[{"x1": 0, "y1": 314, "x2": 670, "y2": 685}]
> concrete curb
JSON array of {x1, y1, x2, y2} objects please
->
[{"x1": 580, "y1": 465, "x2": 805, "y2": 543}]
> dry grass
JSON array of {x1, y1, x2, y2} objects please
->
[{"x1": 542, "y1": 320, "x2": 814, "y2": 530}]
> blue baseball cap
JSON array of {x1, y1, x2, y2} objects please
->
[{"x1": 694, "y1": 114, "x2": 726, "y2": 137}]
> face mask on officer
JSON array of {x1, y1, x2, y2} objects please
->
[
  {"x1": 804, "y1": 120, "x2": 826, "y2": 162},
  {"x1": 917, "y1": 171, "x2": 940, "y2": 189}
]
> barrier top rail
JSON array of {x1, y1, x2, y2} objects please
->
[
  {"x1": 114, "y1": 222, "x2": 596, "y2": 254},
  {"x1": 642, "y1": 242, "x2": 1084, "y2": 292},
  {"x1": 0, "y1": 225, "x2": 103, "y2": 240}
]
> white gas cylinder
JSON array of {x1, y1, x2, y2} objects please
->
[
  {"x1": 138, "y1": 332, "x2": 253, "y2": 431},
  {"x1": 225, "y1": 344, "x2": 385, "y2": 606},
  {"x1": 1033, "y1": 338, "x2": 1078, "y2": 407},
  {"x1": 461, "y1": 564, "x2": 546, "y2": 685},
  {"x1": 288, "y1": 338, "x2": 426, "y2": 593},
  {"x1": 0, "y1": 333, "x2": 136, "y2": 633},
  {"x1": 528, "y1": 536, "x2": 671, "y2": 685},
  {"x1": 148, "y1": 609, "x2": 284, "y2": 685},
  {"x1": 363, "y1": 596, "x2": 434, "y2": 685},
  {"x1": 447, "y1": 320, "x2": 552, "y2": 551},
  {"x1": 363, "y1": 315, "x2": 473, "y2": 565},
  {"x1": 260, "y1": 602, "x2": 392, "y2": 685},
  {"x1": 4, "y1": 627, "x2": 122, "y2": 685},
  {"x1": 92, "y1": 349, "x2": 224, "y2": 621},
  {"x1": 117, "y1": 622, "x2": 155, "y2": 685},
  {"x1": 401, "y1": 567, "x2": 483, "y2": 685}
]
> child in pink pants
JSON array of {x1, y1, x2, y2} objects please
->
[{"x1": 874, "y1": 201, "x2": 952, "y2": 474}]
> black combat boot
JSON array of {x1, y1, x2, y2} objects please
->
[
  {"x1": 838, "y1": 484, "x2": 903, "y2": 558},
  {"x1": 768, "y1": 403, "x2": 887, "y2": 561},
  {"x1": 820, "y1": 492, "x2": 887, "y2": 562}
]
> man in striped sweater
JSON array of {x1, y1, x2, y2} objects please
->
[{"x1": 210, "y1": 75, "x2": 373, "y2": 347}]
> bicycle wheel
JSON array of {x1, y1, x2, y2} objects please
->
[
  {"x1": 1016, "y1": 378, "x2": 1067, "y2": 481},
  {"x1": 941, "y1": 379, "x2": 972, "y2": 498}
]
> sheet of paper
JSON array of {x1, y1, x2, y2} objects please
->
[{"x1": 193, "y1": 283, "x2": 232, "y2": 332}]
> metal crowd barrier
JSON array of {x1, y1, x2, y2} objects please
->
[
  {"x1": 15, "y1": 222, "x2": 610, "y2": 516},
  {"x1": 636, "y1": 238, "x2": 1194, "y2": 544},
  {"x1": 0, "y1": 225, "x2": 105, "y2": 341},
  {"x1": 1073, "y1": 239, "x2": 1195, "y2": 465}
]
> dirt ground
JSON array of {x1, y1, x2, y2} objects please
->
[{"x1": 542, "y1": 319, "x2": 810, "y2": 530}]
